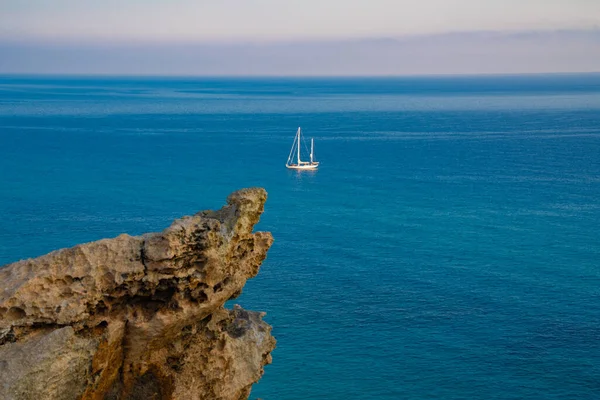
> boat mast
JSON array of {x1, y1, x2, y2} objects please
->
[
  {"x1": 297, "y1": 127, "x2": 301, "y2": 164},
  {"x1": 310, "y1": 138, "x2": 314, "y2": 163}
]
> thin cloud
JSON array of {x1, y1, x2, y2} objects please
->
[{"x1": 1, "y1": 30, "x2": 599, "y2": 75}]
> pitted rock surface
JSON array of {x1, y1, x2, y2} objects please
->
[{"x1": 0, "y1": 188, "x2": 275, "y2": 400}]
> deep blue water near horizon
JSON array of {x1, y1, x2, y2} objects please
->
[{"x1": 1, "y1": 74, "x2": 599, "y2": 399}]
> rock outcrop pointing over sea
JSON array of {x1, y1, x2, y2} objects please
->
[{"x1": 0, "y1": 188, "x2": 275, "y2": 400}]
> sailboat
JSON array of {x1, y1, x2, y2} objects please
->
[{"x1": 285, "y1": 127, "x2": 319, "y2": 170}]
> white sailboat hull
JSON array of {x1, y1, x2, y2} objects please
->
[{"x1": 286, "y1": 162, "x2": 319, "y2": 170}]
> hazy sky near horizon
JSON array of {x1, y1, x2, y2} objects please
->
[
  {"x1": 2, "y1": 0, "x2": 600, "y2": 42},
  {"x1": 2, "y1": 1, "x2": 599, "y2": 75}
]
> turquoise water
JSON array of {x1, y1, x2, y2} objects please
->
[{"x1": 1, "y1": 75, "x2": 599, "y2": 399}]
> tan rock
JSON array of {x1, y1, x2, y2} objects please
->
[
  {"x1": 0, "y1": 188, "x2": 275, "y2": 400},
  {"x1": 0, "y1": 326, "x2": 99, "y2": 400}
]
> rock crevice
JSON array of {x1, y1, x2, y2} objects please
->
[{"x1": 0, "y1": 188, "x2": 275, "y2": 400}]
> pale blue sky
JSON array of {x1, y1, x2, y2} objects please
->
[
  {"x1": 1, "y1": 1, "x2": 599, "y2": 74},
  {"x1": 1, "y1": 0, "x2": 599, "y2": 42}
]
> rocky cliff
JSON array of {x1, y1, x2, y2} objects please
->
[{"x1": 0, "y1": 188, "x2": 275, "y2": 400}]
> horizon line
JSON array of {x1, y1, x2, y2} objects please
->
[{"x1": 2, "y1": 71, "x2": 600, "y2": 79}]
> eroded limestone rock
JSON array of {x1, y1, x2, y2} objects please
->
[{"x1": 0, "y1": 188, "x2": 275, "y2": 400}]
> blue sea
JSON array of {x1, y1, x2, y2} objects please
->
[{"x1": 1, "y1": 74, "x2": 599, "y2": 399}]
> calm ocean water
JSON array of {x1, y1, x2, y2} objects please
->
[{"x1": 1, "y1": 75, "x2": 599, "y2": 399}]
